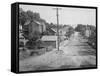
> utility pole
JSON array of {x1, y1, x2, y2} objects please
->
[{"x1": 53, "y1": 8, "x2": 61, "y2": 51}]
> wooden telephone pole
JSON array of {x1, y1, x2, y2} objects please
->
[{"x1": 53, "y1": 8, "x2": 61, "y2": 51}]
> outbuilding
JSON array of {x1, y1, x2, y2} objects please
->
[{"x1": 41, "y1": 36, "x2": 58, "y2": 48}]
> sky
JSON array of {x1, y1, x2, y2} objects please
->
[{"x1": 19, "y1": 4, "x2": 96, "y2": 26}]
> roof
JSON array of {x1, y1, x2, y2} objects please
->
[
  {"x1": 34, "y1": 20, "x2": 41, "y2": 25},
  {"x1": 24, "y1": 20, "x2": 30, "y2": 25},
  {"x1": 50, "y1": 28, "x2": 57, "y2": 33},
  {"x1": 41, "y1": 36, "x2": 57, "y2": 41},
  {"x1": 24, "y1": 20, "x2": 42, "y2": 26}
]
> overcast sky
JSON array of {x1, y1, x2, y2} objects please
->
[{"x1": 19, "y1": 5, "x2": 96, "y2": 26}]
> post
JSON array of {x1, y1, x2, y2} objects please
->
[{"x1": 53, "y1": 8, "x2": 61, "y2": 51}]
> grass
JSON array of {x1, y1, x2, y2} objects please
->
[
  {"x1": 80, "y1": 60, "x2": 96, "y2": 68},
  {"x1": 19, "y1": 51, "x2": 30, "y2": 60},
  {"x1": 78, "y1": 49, "x2": 96, "y2": 56},
  {"x1": 33, "y1": 65, "x2": 54, "y2": 71},
  {"x1": 59, "y1": 65, "x2": 78, "y2": 69},
  {"x1": 19, "y1": 46, "x2": 54, "y2": 60}
]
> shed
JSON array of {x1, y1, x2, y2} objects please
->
[{"x1": 41, "y1": 36, "x2": 58, "y2": 48}]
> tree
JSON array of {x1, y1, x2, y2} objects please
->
[
  {"x1": 75, "y1": 24, "x2": 86, "y2": 36},
  {"x1": 19, "y1": 8, "x2": 30, "y2": 26},
  {"x1": 65, "y1": 26, "x2": 74, "y2": 38},
  {"x1": 26, "y1": 11, "x2": 40, "y2": 21},
  {"x1": 25, "y1": 31, "x2": 42, "y2": 49},
  {"x1": 87, "y1": 26, "x2": 96, "y2": 49}
]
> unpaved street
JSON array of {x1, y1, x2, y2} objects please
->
[{"x1": 19, "y1": 32, "x2": 96, "y2": 71}]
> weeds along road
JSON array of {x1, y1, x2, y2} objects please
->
[{"x1": 19, "y1": 32, "x2": 96, "y2": 71}]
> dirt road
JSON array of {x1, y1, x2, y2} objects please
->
[{"x1": 19, "y1": 32, "x2": 96, "y2": 71}]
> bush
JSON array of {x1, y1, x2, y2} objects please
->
[
  {"x1": 87, "y1": 29, "x2": 96, "y2": 49},
  {"x1": 25, "y1": 41, "x2": 36, "y2": 49},
  {"x1": 88, "y1": 37, "x2": 96, "y2": 49}
]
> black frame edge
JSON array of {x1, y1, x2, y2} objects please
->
[
  {"x1": 11, "y1": 3, "x2": 19, "y2": 73},
  {"x1": 96, "y1": 7, "x2": 98, "y2": 68},
  {"x1": 17, "y1": 2, "x2": 97, "y2": 9}
]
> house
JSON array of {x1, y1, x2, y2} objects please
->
[
  {"x1": 22, "y1": 20, "x2": 46, "y2": 39},
  {"x1": 19, "y1": 24, "x2": 23, "y2": 32},
  {"x1": 85, "y1": 30, "x2": 90, "y2": 37},
  {"x1": 23, "y1": 20, "x2": 46, "y2": 34},
  {"x1": 19, "y1": 24, "x2": 29, "y2": 47},
  {"x1": 28, "y1": 20, "x2": 46, "y2": 34},
  {"x1": 85, "y1": 26, "x2": 92, "y2": 37},
  {"x1": 19, "y1": 29, "x2": 29, "y2": 47},
  {"x1": 49, "y1": 25, "x2": 69, "y2": 36},
  {"x1": 41, "y1": 36, "x2": 57, "y2": 48},
  {"x1": 19, "y1": 24, "x2": 23, "y2": 38}
]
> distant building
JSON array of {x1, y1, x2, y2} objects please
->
[
  {"x1": 60, "y1": 25, "x2": 70, "y2": 35},
  {"x1": 85, "y1": 26, "x2": 91, "y2": 37}
]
